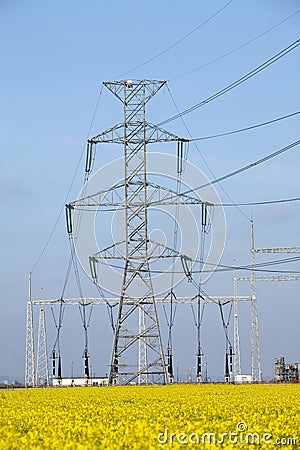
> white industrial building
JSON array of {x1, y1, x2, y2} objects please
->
[
  {"x1": 52, "y1": 377, "x2": 108, "y2": 387},
  {"x1": 234, "y1": 374, "x2": 252, "y2": 383}
]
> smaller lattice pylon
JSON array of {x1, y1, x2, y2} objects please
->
[
  {"x1": 25, "y1": 299, "x2": 35, "y2": 387},
  {"x1": 36, "y1": 309, "x2": 49, "y2": 386}
]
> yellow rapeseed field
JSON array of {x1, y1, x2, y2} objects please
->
[{"x1": 0, "y1": 384, "x2": 299, "y2": 449}]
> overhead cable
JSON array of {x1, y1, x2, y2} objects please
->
[
  {"x1": 171, "y1": 8, "x2": 300, "y2": 81},
  {"x1": 158, "y1": 39, "x2": 300, "y2": 126},
  {"x1": 216, "y1": 197, "x2": 300, "y2": 207},
  {"x1": 115, "y1": 0, "x2": 235, "y2": 79},
  {"x1": 181, "y1": 138, "x2": 300, "y2": 196},
  {"x1": 166, "y1": 84, "x2": 251, "y2": 222},
  {"x1": 30, "y1": 86, "x2": 104, "y2": 273},
  {"x1": 190, "y1": 110, "x2": 300, "y2": 142}
]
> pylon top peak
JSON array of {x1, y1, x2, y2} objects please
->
[
  {"x1": 104, "y1": 79, "x2": 165, "y2": 85},
  {"x1": 103, "y1": 79, "x2": 166, "y2": 104}
]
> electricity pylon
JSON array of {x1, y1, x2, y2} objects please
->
[
  {"x1": 234, "y1": 226, "x2": 300, "y2": 382},
  {"x1": 35, "y1": 308, "x2": 49, "y2": 386},
  {"x1": 233, "y1": 276, "x2": 242, "y2": 377},
  {"x1": 25, "y1": 272, "x2": 35, "y2": 387},
  {"x1": 250, "y1": 221, "x2": 261, "y2": 382},
  {"x1": 67, "y1": 79, "x2": 210, "y2": 385},
  {"x1": 98, "y1": 80, "x2": 182, "y2": 385}
]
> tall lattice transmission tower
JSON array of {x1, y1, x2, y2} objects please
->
[
  {"x1": 25, "y1": 273, "x2": 35, "y2": 387},
  {"x1": 67, "y1": 79, "x2": 209, "y2": 385},
  {"x1": 35, "y1": 308, "x2": 49, "y2": 386}
]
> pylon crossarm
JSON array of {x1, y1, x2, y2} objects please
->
[
  {"x1": 91, "y1": 240, "x2": 126, "y2": 260},
  {"x1": 69, "y1": 181, "x2": 214, "y2": 209},
  {"x1": 29, "y1": 296, "x2": 250, "y2": 307},
  {"x1": 145, "y1": 122, "x2": 188, "y2": 143},
  {"x1": 103, "y1": 79, "x2": 166, "y2": 104},
  {"x1": 89, "y1": 123, "x2": 124, "y2": 144},
  {"x1": 69, "y1": 181, "x2": 125, "y2": 208},
  {"x1": 235, "y1": 275, "x2": 300, "y2": 282},
  {"x1": 148, "y1": 239, "x2": 183, "y2": 259},
  {"x1": 146, "y1": 182, "x2": 213, "y2": 206},
  {"x1": 254, "y1": 246, "x2": 300, "y2": 254},
  {"x1": 91, "y1": 239, "x2": 187, "y2": 262},
  {"x1": 90, "y1": 121, "x2": 187, "y2": 144}
]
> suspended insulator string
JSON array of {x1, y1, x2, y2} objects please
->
[
  {"x1": 60, "y1": 254, "x2": 73, "y2": 299},
  {"x1": 51, "y1": 299, "x2": 65, "y2": 372},
  {"x1": 162, "y1": 291, "x2": 177, "y2": 329},
  {"x1": 87, "y1": 303, "x2": 94, "y2": 328},
  {"x1": 68, "y1": 234, "x2": 84, "y2": 299},
  {"x1": 94, "y1": 282, "x2": 116, "y2": 332},
  {"x1": 51, "y1": 306, "x2": 58, "y2": 329},
  {"x1": 190, "y1": 297, "x2": 205, "y2": 330},
  {"x1": 218, "y1": 301, "x2": 234, "y2": 382},
  {"x1": 79, "y1": 303, "x2": 90, "y2": 351},
  {"x1": 218, "y1": 301, "x2": 233, "y2": 347},
  {"x1": 168, "y1": 291, "x2": 178, "y2": 350}
]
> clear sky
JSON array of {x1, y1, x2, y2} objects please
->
[{"x1": 0, "y1": 0, "x2": 299, "y2": 382}]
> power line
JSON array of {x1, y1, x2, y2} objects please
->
[
  {"x1": 115, "y1": 0, "x2": 235, "y2": 79},
  {"x1": 30, "y1": 87, "x2": 103, "y2": 273},
  {"x1": 95, "y1": 257, "x2": 300, "y2": 275},
  {"x1": 166, "y1": 84, "x2": 251, "y2": 223},
  {"x1": 76, "y1": 194, "x2": 300, "y2": 213},
  {"x1": 216, "y1": 197, "x2": 300, "y2": 207},
  {"x1": 201, "y1": 256, "x2": 300, "y2": 274},
  {"x1": 158, "y1": 38, "x2": 300, "y2": 127},
  {"x1": 190, "y1": 110, "x2": 300, "y2": 142},
  {"x1": 171, "y1": 8, "x2": 300, "y2": 81},
  {"x1": 181, "y1": 138, "x2": 300, "y2": 196}
]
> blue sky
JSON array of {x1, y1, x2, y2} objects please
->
[{"x1": 0, "y1": 0, "x2": 299, "y2": 382}]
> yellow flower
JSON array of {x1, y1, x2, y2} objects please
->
[{"x1": 0, "y1": 384, "x2": 298, "y2": 448}]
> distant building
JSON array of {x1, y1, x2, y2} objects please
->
[
  {"x1": 234, "y1": 374, "x2": 252, "y2": 384},
  {"x1": 274, "y1": 357, "x2": 300, "y2": 383},
  {"x1": 52, "y1": 377, "x2": 108, "y2": 387}
]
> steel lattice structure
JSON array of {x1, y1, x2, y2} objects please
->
[
  {"x1": 25, "y1": 273, "x2": 35, "y2": 387},
  {"x1": 250, "y1": 224, "x2": 261, "y2": 383},
  {"x1": 25, "y1": 294, "x2": 251, "y2": 386},
  {"x1": 28, "y1": 295, "x2": 251, "y2": 307},
  {"x1": 234, "y1": 244, "x2": 300, "y2": 381},
  {"x1": 66, "y1": 79, "x2": 218, "y2": 385},
  {"x1": 35, "y1": 309, "x2": 49, "y2": 386},
  {"x1": 27, "y1": 80, "x2": 298, "y2": 386}
]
